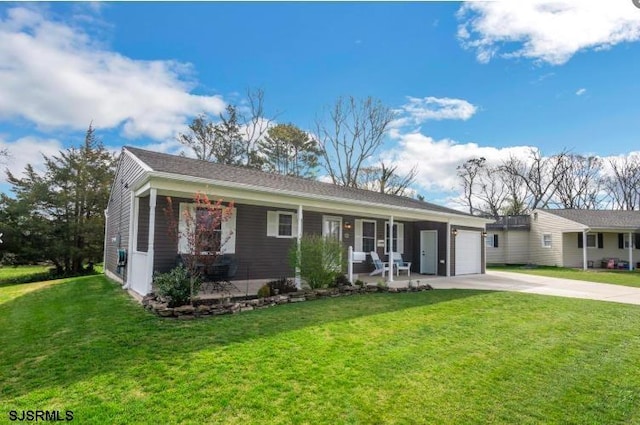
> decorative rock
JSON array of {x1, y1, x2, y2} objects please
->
[
  {"x1": 156, "y1": 308, "x2": 174, "y2": 317},
  {"x1": 177, "y1": 314, "x2": 195, "y2": 320},
  {"x1": 196, "y1": 305, "x2": 211, "y2": 314},
  {"x1": 290, "y1": 297, "x2": 306, "y2": 303},
  {"x1": 174, "y1": 305, "x2": 196, "y2": 315},
  {"x1": 240, "y1": 306, "x2": 254, "y2": 312}
]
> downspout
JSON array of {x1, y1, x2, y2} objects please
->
[
  {"x1": 582, "y1": 229, "x2": 588, "y2": 271},
  {"x1": 629, "y1": 231, "x2": 633, "y2": 271},
  {"x1": 295, "y1": 204, "x2": 303, "y2": 289},
  {"x1": 388, "y1": 215, "x2": 394, "y2": 284},
  {"x1": 446, "y1": 221, "x2": 451, "y2": 277}
]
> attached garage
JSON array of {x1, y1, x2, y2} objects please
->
[{"x1": 455, "y1": 230, "x2": 482, "y2": 275}]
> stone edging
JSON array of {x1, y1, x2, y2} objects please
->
[{"x1": 142, "y1": 284, "x2": 435, "y2": 319}]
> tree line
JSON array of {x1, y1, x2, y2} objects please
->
[{"x1": 457, "y1": 148, "x2": 640, "y2": 217}]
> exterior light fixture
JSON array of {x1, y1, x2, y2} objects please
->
[{"x1": 451, "y1": 228, "x2": 458, "y2": 237}]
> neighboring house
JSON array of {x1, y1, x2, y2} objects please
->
[
  {"x1": 485, "y1": 215, "x2": 530, "y2": 265},
  {"x1": 486, "y1": 209, "x2": 640, "y2": 270},
  {"x1": 104, "y1": 147, "x2": 490, "y2": 296}
]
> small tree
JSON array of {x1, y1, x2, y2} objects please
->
[
  {"x1": 164, "y1": 192, "x2": 235, "y2": 305},
  {"x1": 289, "y1": 234, "x2": 344, "y2": 289}
]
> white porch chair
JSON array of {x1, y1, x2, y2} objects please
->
[
  {"x1": 369, "y1": 251, "x2": 391, "y2": 277},
  {"x1": 392, "y1": 252, "x2": 411, "y2": 276}
]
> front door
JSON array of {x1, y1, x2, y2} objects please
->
[{"x1": 420, "y1": 230, "x2": 438, "y2": 274}]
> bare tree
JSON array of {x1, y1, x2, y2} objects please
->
[
  {"x1": 554, "y1": 154, "x2": 604, "y2": 209},
  {"x1": 456, "y1": 157, "x2": 486, "y2": 214},
  {"x1": 475, "y1": 165, "x2": 510, "y2": 218},
  {"x1": 316, "y1": 96, "x2": 395, "y2": 188},
  {"x1": 357, "y1": 162, "x2": 418, "y2": 196},
  {"x1": 500, "y1": 148, "x2": 569, "y2": 210},
  {"x1": 604, "y1": 155, "x2": 640, "y2": 210}
]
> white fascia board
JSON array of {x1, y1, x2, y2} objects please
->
[{"x1": 145, "y1": 171, "x2": 490, "y2": 225}]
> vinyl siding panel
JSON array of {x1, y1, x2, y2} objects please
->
[
  {"x1": 529, "y1": 210, "x2": 583, "y2": 266},
  {"x1": 104, "y1": 151, "x2": 147, "y2": 283},
  {"x1": 487, "y1": 230, "x2": 530, "y2": 265}
]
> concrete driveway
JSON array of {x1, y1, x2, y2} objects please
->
[{"x1": 406, "y1": 270, "x2": 640, "y2": 306}]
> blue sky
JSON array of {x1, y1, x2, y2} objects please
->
[{"x1": 1, "y1": 1, "x2": 640, "y2": 206}]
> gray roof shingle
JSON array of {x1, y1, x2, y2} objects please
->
[
  {"x1": 542, "y1": 209, "x2": 640, "y2": 230},
  {"x1": 125, "y1": 146, "x2": 474, "y2": 218}
]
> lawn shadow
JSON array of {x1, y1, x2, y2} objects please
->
[{"x1": 0, "y1": 276, "x2": 493, "y2": 399}]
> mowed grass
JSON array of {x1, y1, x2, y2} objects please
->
[
  {"x1": 0, "y1": 265, "x2": 49, "y2": 281},
  {"x1": 490, "y1": 265, "x2": 640, "y2": 288},
  {"x1": 2, "y1": 277, "x2": 640, "y2": 424}
]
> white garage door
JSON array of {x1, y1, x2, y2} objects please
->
[{"x1": 455, "y1": 230, "x2": 482, "y2": 275}]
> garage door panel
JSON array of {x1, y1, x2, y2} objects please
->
[{"x1": 455, "y1": 230, "x2": 481, "y2": 275}]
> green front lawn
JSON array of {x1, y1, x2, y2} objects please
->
[
  {"x1": 490, "y1": 265, "x2": 640, "y2": 288},
  {"x1": 2, "y1": 276, "x2": 640, "y2": 424},
  {"x1": 0, "y1": 264, "x2": 49, "y2": 281}
]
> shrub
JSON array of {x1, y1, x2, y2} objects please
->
[
  {"x1": 331, "y1": 274, "x2": 351, "y2": 288},
  {"x1": 288, "y1": 235, "x2": 344, "y2": 289},
  {"x1": 354, "y1": 279, "x2": 365, "y2": 287},
  {"x1": 267, "y1": 277, "x2": 297, "y2": 294},
  {"x1": 154, "y1": 265, "x2": 200, "y2": 307},
  {"x1": 257, "y1": 284, "x2": 271, "y2": 298}
]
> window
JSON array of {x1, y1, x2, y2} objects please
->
[
  {"x1": 362, "y1": 221, "x2": 376, "y2": 252},
  {"x1": 278, "y1": 213, "x2": 293, "y2": 237},
  {"x1": 486, "y1": 234, "x2": 498, "y2": 248},
  {"x1": 323, "y1": 216, "x2": 342, "y2": 241},
  {"x1": 178, "y1": 203, "x2": 236, "y2": 254},
  {"x1": 196, "y1": 207, "x2": 221, "y2": 252},
  {"x1": 384, "y1": 222, "x2": 404, "y2": 254},
  {"x1": 267, "y1": 211, "x2": 298, "y2": 238},
  {"x1": 586, "y1": 234, "x2": 597, "y2": 248},
  {"x1": 624, "y1": 234, "x2": 635, "y2": 249},
  {"x1": 542, "y1": 233, "x2": 552, "y2": 248}
]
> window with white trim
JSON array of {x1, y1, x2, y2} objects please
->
[
  {"x1": 178, "y1": 203, "x2": 236, "y2": 254},
  {"x1": 322, "y1": 216, "x2": 342, "y2": 241},
  {"x1": 267, "y1": 211, "x2": 298, "y2": 238},
  {"x1": 486, "y1": 234, "x2": 498, "y2": 248},
  {"x1": 384, "y1": 222, "x2": 404, "y2": 254},
  {"x1": 542, "y1": 233, "x2": 552, "y2": 248},
  {"x1": 354, "y1": 219, "x2": 376, "y2": 252},
  {"x1": 362, "y1": 220, "x2": 376, "y2": 252}
]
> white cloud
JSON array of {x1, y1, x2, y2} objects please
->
[
  {"x1": 576, "y1": 88, "x2": 587, "y2": 96},
  {"x1": 392, "y1": 96, "x2": 478, "y2": 128},
  {"x1": 0, "y1": 7, "x2": 225, "y2": 141},
  {"x1": 457, "y1": 1, "x2": 640, "y2": 65},
  {"x1": 381, "y1": 131, "x2": 532, "y2": 194},
  {"x1": 0, "y1": 136, "x2": 63, "y2": 183}
]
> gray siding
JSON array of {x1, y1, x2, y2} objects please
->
[
  {"x1": 486, "y1": 230, "x2": 530, "y2": 265},
  {"x1": 104, "y1": 151, "x2": 147, "y2": 282},
  {"x1": 529, "y1": 210, "x2": 583, "y2": 266}
]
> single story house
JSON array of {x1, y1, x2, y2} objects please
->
[
  {"x1": 486, "y1": 209, "x2": 640, "y2": 270},
  {"x1": 104, "y1": 147, "x2": 490, "y2": 296}
]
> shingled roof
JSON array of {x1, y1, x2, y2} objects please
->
[
  {"x1": 125, "y1": 146, "x2": 474, "y2": 218},
  {"x1": 542, "y1": 209, "x2": 640, "y2": 230}
]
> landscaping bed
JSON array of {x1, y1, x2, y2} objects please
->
[{"x1": 142, "y1": 283, "x2": 435, "y2": 318}]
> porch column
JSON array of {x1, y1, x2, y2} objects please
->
[
  {"x1": 146, "y1": 188, "x2": 157, "y2": 295},
  {"x1": 103, "y1": 209, "x2": 109, "y2": 273},
  {"x1": 582, "y1": 229, "x2": 588, "y2": 271},
  {"x1": 446, "y1": 222, "x2": 451, "y2": 277},
  {"x1": 629, "y1": 231, "x2": 634, "y2": 271},
  {"x1": 125, "y1": 191, "x2": 136, "y2": 289},
  {"x1": 348, "y1": 246, "x2": 353, "y2": 284},
  {"x1": 388, "y1": 215, "x2": 394, "y2": 283},
  {"x1": 295, "y1": 204, "x2": 303, "y2": 289}
]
